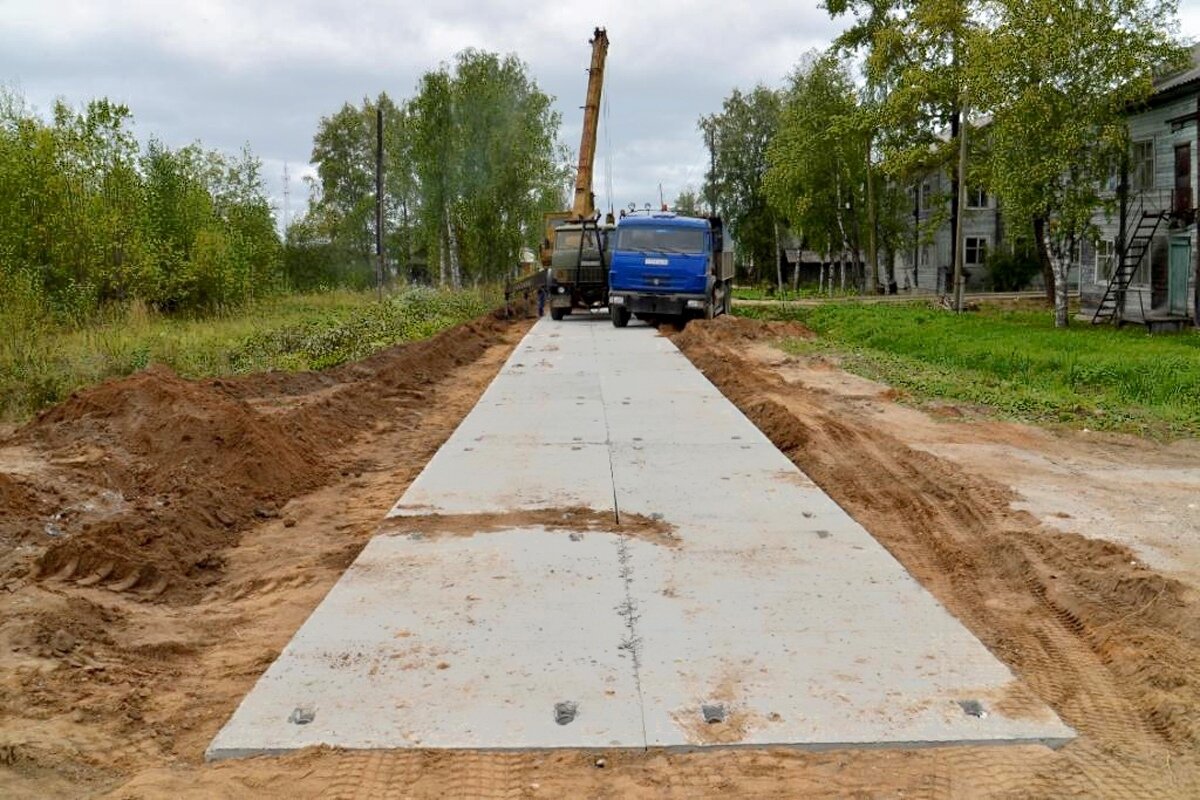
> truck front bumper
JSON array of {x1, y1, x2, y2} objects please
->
[{"x1": 609, "y1": 292, "x2": 706, "y2": 317}]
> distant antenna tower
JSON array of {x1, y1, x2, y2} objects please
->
[{"x1": 282, "y1": 162, "x2": 291, "y2": 231}]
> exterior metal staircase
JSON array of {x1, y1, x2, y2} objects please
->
[{"x1": 1091, "y1": 201, "x2": 1166, "y2": 325}]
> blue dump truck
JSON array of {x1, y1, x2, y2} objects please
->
[{"x1": 607, "y1": 212, "x2": 735, "y2": 327}]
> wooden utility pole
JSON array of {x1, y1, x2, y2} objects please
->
[
  {"x1": 866, "y1": 132, "x2": 878, "y2": 294},
  {"x1": 375, "y1": 106, "x2": 384, "y2": 301},
  {"x1": 952, "y1": 97, "x2": 969, "y2": 312}
]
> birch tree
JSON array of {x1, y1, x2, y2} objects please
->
[
  {"x1": 699, "y1": 86, "x2": 782, "y2": 284},
  {"x1": 764, "y1": 54, "x2": 868, "y2": 292},
  {"x1": 973, "y1": 0, "x2": 1184, "y2": 327}
]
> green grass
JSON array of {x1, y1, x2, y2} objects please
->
[
  {"x1": 0, "y1": 286, "x2": 497, "y2": 421},
  {"x1": 732, "y1": 285, "x2": 859, "y2": 301},
  {"x1": 739, "y1": 301, "x2": 1200, "y2": 438}
]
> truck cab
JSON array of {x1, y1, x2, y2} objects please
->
[
  {"x1": 546, "y1": 220, "x2": 613, "y2": 319},
  {"x1": 607, "y1": 212, "x2": 734, "y2": 327}
]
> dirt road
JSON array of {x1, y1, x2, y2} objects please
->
[{"x1": 1, "y1": 313, "x2": 1196, "y2": 798}]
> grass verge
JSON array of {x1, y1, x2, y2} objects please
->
[
  {"x1": 732, "y1": 285, "x2": 860, "y2": 302},
  {"x1": 739, "y1": 301, "x2": 1200, "y2": 438},
  {"x1": 0, "y1": 286, "x2": 497, "y2": 422}
]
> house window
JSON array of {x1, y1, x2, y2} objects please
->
[
  {"x1": 921, "y1": 246, "x2": 930, "y2": 267},
  {"x1": 921, "y1": 182, "x2": 933, "y2": 207},
  {"x1": 1129, "y1": 236, "x2": 1155, "y2": 286},
  {"x1": 966, "y1": 187, "x2": 988, "y2": 209},
  {"x1": 965, "y1": 236, "x2": 988, "y2": 266},
  {"x1": 1096, "y1": 239, "x2": 1115, "y2": 283},
  {"x1": 1104, "y1": 164, "x2": 1120, "y2": 193},
  {"x1": 1132, "y1": 140, "x2": 1155, "y2": 191}
]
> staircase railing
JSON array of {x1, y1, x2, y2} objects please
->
[{"x1": 1091, "y1": 195, "x2": 1164, "y2": 325}]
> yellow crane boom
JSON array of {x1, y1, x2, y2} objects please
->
[
  {"x1": 571, "y1": 26, "x2": 608, "y2": 221},
  {"x1": 540, "y1": 27, "x2": 609, "y2": 266}
]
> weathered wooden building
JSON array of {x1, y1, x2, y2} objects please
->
[
  {"x1": 893, "y1": 46, "x2": 1200, "y2": 323},
  {"x1": 897, "y1": 168, "x2": 1010, "y2": 293},
  {"x1": 1081, "y1": 44, "x2": 1200, "y2": 329}
]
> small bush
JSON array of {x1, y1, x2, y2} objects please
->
[{"x1": 985, "y1": 250, "x2": 1042, "y2": 291}]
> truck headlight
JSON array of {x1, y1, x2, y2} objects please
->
[
  {"x1": 609, "y1": 295, "x2": 625, "y2": 305},
  {"x1": 686, "y1": 299, "x2": 705, "y2": 309}
]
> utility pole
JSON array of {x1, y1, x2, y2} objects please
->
[
  {"x1": 866, "y1": 133, "x2": 878, "y2": 294},
  {"x1": 282, "y1": 162, "x2": 291, "y2": 233},
  {"x1": 952, "y1": 96, "x2": 969, "y2": 313},
  {"x1": 375, "y1": 106, "x2": 384, "y2": 301}
]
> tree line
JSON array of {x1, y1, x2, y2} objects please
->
[
  {"x1": 700, "y1": 0, "x2": 1184, "y2": 326},
  {"x1": 0, "y1": 93, "x2": 280, "y2": 318},
  {"x1": 288, "y1": 49, "x2": 567, "y2": 290},
  {"x1": 0, "y1": 47, "x2": 567, "y2": 322}
]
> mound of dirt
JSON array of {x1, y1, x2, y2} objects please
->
[
  {"x1": 31, "y1": 364, "x2": 322, "y2": 500},
  {"x1": 0, "y1": 472, "x2": 40, "y2": 516},
  {"x1": 15, "y1": 366, "x2": 323, "y2": 599},
  {"x1": 2, "y1": 314, "x2": 518, "y2": 602},
  {"x1": 674, "y1": 314, "x2": 812, "y2": 348}
]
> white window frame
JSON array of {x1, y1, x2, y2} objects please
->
[
  {"x1": 1095, "y1": 239, "x2": 1115, "y2": 284},
  {"x1": 920, "y1": 245, "x2": 930, "y2": 267},
  {"x1": 966, "y1": 187, "x2": 988, "y2": 209},
  {"x1": 964, "y1": 236, "x2": 989, "y2": 267},
  {"x1": 1132, "y1": 140, "x2": 1155, "y2": 192}
]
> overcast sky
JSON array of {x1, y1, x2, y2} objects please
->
[{"x1": 5, "y1": 0, "x2": 1200, "y2": 229}]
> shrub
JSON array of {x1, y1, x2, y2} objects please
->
[{"x1": 985, "y1": 250, "x2": 1042, "y2": 291}]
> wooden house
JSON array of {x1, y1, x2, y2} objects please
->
[{"x1": 1081, "y1": 43, "x2": 1200, "y2": 330}]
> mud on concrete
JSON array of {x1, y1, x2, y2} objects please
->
[{"x1": 377, "y1": 506, "x2": 678, "y2": 547}]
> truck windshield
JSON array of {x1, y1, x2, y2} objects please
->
[
  {"x1": 616, "y1": 227, "x2": 705, "y2": 254},
  {"x1": 555, "y1": 228, "x2": 603, "y2": 251}
]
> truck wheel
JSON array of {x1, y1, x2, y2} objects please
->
[
  {"x1": 611, "y1": 305, "x2": 630, "y2": 328},
  {"x1": 550, "y1": 307, "x2": 566, "y2": 321}
]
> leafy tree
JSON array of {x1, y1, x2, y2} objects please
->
[
  {"x1": 301, "y1": 51, "x2": 565, "y2": 289},
  {"x1": 700, "y1": 85, "x2": 782, "y2": 283},
  {"x1": 0, "y1": 92, "x2": 281, "y2": 317},
  {"x1": 973, "y1": 0, "x2": 1184, "y2": 326},
  {"x1": 672, "y1": 188, "x2": 703, "y2": 217},
  {"x1": 826, "y1": 0, "x2": 983, "y2": 299},
  {"x1": 766, "y1": 54, "x2": 869, "y2": 291}
]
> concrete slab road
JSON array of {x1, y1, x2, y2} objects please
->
[{"x1": 207, "y1": 316, "x2": 1073, "y2": 759}]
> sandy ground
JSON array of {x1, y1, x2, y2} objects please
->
[{"x1": 1, "y1": 312, "x2": 1197, "y2": 798}]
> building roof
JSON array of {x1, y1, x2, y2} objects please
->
[{"x1": 1152, "y1": 42, "x2": 1200, "y2": 97}]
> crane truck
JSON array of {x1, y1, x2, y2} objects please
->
[
  {"x1": 539, "y1": 27, "x2": 614, "y2": 320},
  {"x1": 607, "y1": 211, "x2": 735, "y2": 327}
]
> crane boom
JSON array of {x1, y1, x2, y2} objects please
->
[{"x1": 571, "y1": 27, "x2": 608, "y2": 221}]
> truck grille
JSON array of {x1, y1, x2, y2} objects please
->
[{"x1": 554, "y1": 266, "x2": 607, "y2": 285}]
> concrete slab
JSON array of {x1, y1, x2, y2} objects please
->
[
  {"x1": 388, "y1": 439, "x2": 615, "y2": 516},
  {"x1": 209, "y1": 316, "x2": 1073, "y2": 760},
  {"x1": 207, "y1": 528, "x2": 644, "y2": 757}
]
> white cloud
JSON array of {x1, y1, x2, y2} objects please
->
[{"x1": 5, "y1": 0, "x2": 1198, "y2": 222}]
